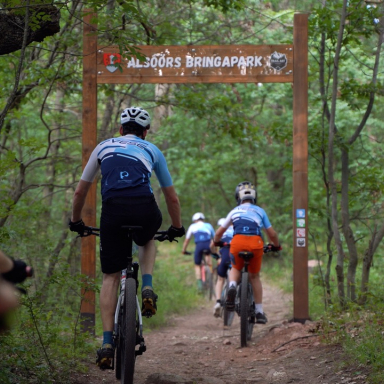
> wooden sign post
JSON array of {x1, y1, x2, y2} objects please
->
[{"x1": 81, "y1": 13, "x2": 309, "y2": 331}]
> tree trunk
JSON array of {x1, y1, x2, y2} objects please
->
[
  {"x1": 0, "y1": 5, "x2": 60, "y2": 55},
  {"x1": 42, "y1": 87, "x2": 65, "y2": 220},
  {"x1": 340, "y1": 148, "x2": 358, "y2": 302},
  {"x1": 328, "y1": 0, "x2": 348, "y2": 307},
  {"x1": 359, "y1": 222, "x2": 384, "y2": 304},
  {"x1": 153, "y1": 84, "x2": 173, "y2": 218}
]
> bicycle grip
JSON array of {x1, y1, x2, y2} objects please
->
[{"x1": 26, "y1": 266, "x2": 34, "y2": 278}]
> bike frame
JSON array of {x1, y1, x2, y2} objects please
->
[{"x1": 113, "y1": 226, "x2": 146, "y2": 358}]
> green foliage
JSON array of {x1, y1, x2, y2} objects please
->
[
  {"x1": 262, "y1": 253, "x2": 293, "y2": 295},
  {"x1": 193, "y1": 0, "x2": 245, "y2": 12},
  {"x1": 0, "y1": 268, "x2": 97, "y2": 384},
  {"x1": 142, "y1": 242, "x2": 202, "y2": 330}
]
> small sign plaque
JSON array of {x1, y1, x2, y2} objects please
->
[
  {"x1": 296, "y1": 238, "x2": 306, "y2": 247},
  {"x1": 297, "y1": 218, "x2": 305, "y2": 228}
]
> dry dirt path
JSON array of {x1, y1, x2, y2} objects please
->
[{"x1": 73, "y1": 282, "x2": 369, "y2": 384}]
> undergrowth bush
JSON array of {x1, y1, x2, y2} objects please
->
[
  {"x1": 0, "y1": 268, "x2": 97, "y2": 384},
  {"x1": 142, "y1": 241, "x2": 200, "y2": 330}
]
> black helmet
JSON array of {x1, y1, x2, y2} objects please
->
[{"x1": 235, "y1": 181, "x2": 257, "y2": 205}]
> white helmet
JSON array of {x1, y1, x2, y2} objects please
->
[
  {"x1": 217, "y1": 218, "x2": 226, "y2": 226},
  {"x1": 235, "y1": 181, "x2": 257, "y2": 204},
  {"x1": 121, "y1": 107, "x2": 151, "y2": 128},
  {"x1": 192, "y1": 212, "x2": 205, "y2": 222}
]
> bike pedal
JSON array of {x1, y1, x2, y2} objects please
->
[
  {"x1": 136, "y1": 342, "x2": 146, "y2": 356},
  {"x1": 143, "y1": 309, "x2": 153, "y2": 318},
  {"x1": 97, "y1": 357, "x2": 114, "y2": 370}
]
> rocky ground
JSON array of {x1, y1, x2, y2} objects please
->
[{"x1": 72, "y1": 283, "x2": 369, "y2": 384}]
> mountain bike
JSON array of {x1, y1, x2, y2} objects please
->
[
  {"x1": 82, "y1": 225, "x2": 171, "y2": 384},
  {"x1": 215, "y1": 241, "x2": 280, "y2": 347},
  {"x1": 184, "y1": 249, "x2": 213, "y2": 300}
]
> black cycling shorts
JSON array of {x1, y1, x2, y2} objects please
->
[{"x1": 99, "y1": 196, "x2": 162, "y2": 274}]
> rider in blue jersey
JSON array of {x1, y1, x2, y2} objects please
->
[
  {"x1": 69, "y1": 107, "x2": 185, "y2": 368},
  {"x1": 211, "y1": 218, "x2": 234, "y2": 317},
  {"x1": 213, "y1": 181, "x2": 281, "y2": 324},
  {"x1": 182, "y1": 212, "x2": 215, "y2": 293}
]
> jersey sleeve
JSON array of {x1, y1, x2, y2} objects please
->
[
  {"x1": 80, "y1": 146, "x2": 100, "y2": 182},
  {"x1": 186, "y1": 224, "x2": 194, "y2": 240},
  {"x1": 152, "y1": 146, "x2": 173, "y2": 187},
  {"x1": 209, "y1": 224, "x2": 215, "y2": 238},
  {"x1": 261, "y1": 209, "x2": 272, "y2": 229},
  {"x1": 221, "y1": 210, "x2": 234, "y2": 229}
]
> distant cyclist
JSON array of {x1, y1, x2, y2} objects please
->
[
  {"x1": 211, "y1": 218, "x2": 234, "y2": 317},
  {"x1": 182, "y1": 212, "x2": 215, "y2": 293},
  {"x1": 69, "y1": 106, "x2": 185, "y2": 368},
  {"x1": 213, "y1": 181, "x2": 281, "y2": 324}
]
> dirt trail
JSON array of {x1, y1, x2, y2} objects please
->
[{"x1": 73, "y1": 283, "x2": 368, "y2": 384}]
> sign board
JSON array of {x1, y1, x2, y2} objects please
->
[{"x1": 97, "y1": 45, "x2": 293, "y2": 84}]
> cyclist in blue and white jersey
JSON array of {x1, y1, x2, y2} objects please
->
[
  {"x1": 182, "y1": 212, "x2": 215, "y2": 292},
  {"x1": 213, "y1": 181, "x2": 281, "y2": 324},
  {"x1": 211, "y1": 218, "x2": 234, "y2": 317},
  {"x1": 69, "y1": 107, "x2": 185, "y2": 368}
]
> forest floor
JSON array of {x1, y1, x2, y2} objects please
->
[{"x1": 72, "y1": 283, "x2": 370, "y2": 384}]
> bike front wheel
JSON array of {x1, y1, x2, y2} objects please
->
[
  {"x1": 121, "y1": 278, "x2": 137, "y2": 384},
  {"x1": 115, "y1": 336, "x2": 121, "y2": 380},
  {"x1": 221, "y1": 282, "x2": 235, "y2": 327}
]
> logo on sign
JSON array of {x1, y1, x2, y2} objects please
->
[
  {"x1": 297, "y1": 238, "x2": 306, "y2": 247},
  {"x1": 297, "y1": 219, "x2": 305, "y2": 228},
  {"x1": 296, "y1": 209, "x2": 305, "y2": 218},
  {"x1": 103, "y1": 53, "x2": 121, "y2": 73},
  {"x1": 269, "y1": 51, "x2": 287, "y2": 71},
  {"x1": 296, "y1": 228, "x2": 306, "y2": 237}
]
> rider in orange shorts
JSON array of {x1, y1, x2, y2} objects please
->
[{"x1": 213, "y1": 181, "x2": 281, "y2": 324}]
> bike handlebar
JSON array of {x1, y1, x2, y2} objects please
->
[
  {"x1": 25, "y1": 266, "x2": 34, "y2": 278},
  {"x1": 81, "y1": 226, "x2": 100, "y2": 237},
  {"x1": 153, "y1": 230, "x2": 178, "y2": 243},
  {"x1": 214, "y1": 241, "x2": 282, "y2": 253},
  {"x1": 80, "y1": 226, "x2": 176, "y2": 242}
]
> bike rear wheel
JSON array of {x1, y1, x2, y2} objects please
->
[
  {"x1": 246, "y1": 282, "x2": 254, "y2": 341},
  {"x1": 207, "y1": 267, "x2": 214, "y2": 301},
  {"x1": 240, "y1": 272, "x2": 249, "y2": 347},
  {"x1": 202, "y1": 265, "x2": 213, "y2": 301},
  {"x1": 121, "y1": 278, "x2": 137, "y2": 384}
]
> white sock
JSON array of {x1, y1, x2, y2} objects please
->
[
  {"x1": 229, "y1": 281, "x2": 237, "y2": 289},
  {"x1": 255, "y1": 304, "x2": 263, "y2": 314}
]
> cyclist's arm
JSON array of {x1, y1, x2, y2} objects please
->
[
  {"x1": 264, "y1": 226, "x2": 279, "y2": 246},
  {"x1": 71, "y1": 179, "x2": 93, "y2": 222},
  {"x1": 209, "y1": 240, "x2": 218, "y2": 253},
  {"x1": 182, "y1": 237, "x2": 190, "y2": 253},
  {"x1": 213, "y1": 226, "x2": 226, "y2": 243},
  {"x1": 161, "y1": 185, "x2": 182, "y2": 228}
]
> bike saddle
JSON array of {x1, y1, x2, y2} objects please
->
[
  {"x1": 121, "y1": 225, "x2": 143, "y2": 231},
  {"x1": 238, "y1": 251, "x2": 254, "y2": 262}
]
